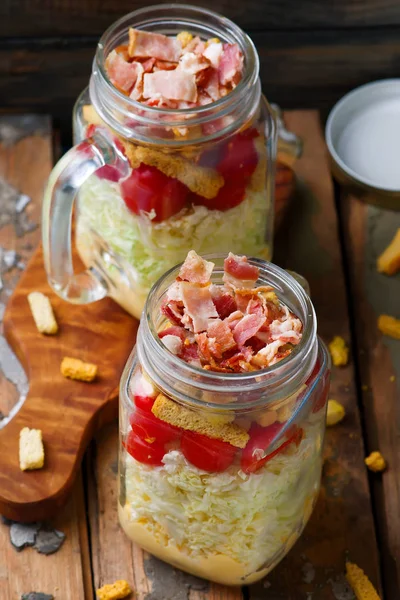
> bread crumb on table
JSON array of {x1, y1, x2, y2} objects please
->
[
  {"x1": 377, "y1": 314, "x2": 400, "y2": 340},
  {"x1": 365, "y1": 451, "x2": 386, "y2": 473},
  {"x1": 61, "y1": 357, "x2": 97, "y2": 382},
  {"x1": 28, "y1": 292, "x2": 58, "y2": 335},
  {"x1": 96, "y1": 580, "x2": 132, "y2": 600},
  {"x1": 328, "y1": 336, "x2": 349, "y2": 367},
  {"x1": 19, "y1": 427, "x2": 44, "y2": 471},
  {"x1": 346, "y1": 561, "x2": 381, "y2": 599},
  {"x1": 377, "y1": 228, "x2": 400, "y2": 276},
  {"x1": 326, "y1": 400, "x2": 346, "y2": 426}
]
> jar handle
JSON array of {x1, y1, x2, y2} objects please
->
[
  {"x1": 42, "y1": 130, "x2": 130, "y2": 304},
  {"x1": 271, "y1": 103, "x2": 303, "y2": 167}
]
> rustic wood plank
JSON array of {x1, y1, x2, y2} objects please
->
[
  {"x1": 0, "y1": 116, "x2": 50, "y2": 420},
  {"x1": 87, "y1": 424, "x2": 244, "y2": 599},
  {"x1": 2, "y1": 27, "x2": 400, "y2": 136},
  {"x1": 340, "y1": 194, "x2": 400, "y2": 599},
  {"x1": 247, "y1": 111, "x2": 382, "y2": 598},
  {"x1": 0, "y1": 115, "x2": 93, "y2": 600},
  {"x1": 1, "y1": 0, "x2": 400, "y2": 35},
  {"x1": 0, "y1": 477, "x2": 89, "y2": 599}
]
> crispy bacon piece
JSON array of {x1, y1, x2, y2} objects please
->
[
  {"x1": 180, "y1": 282, "x2": 219, "y2": 333},
  {"x1": 210, "y1": 285, "x2": 237, "y2": 319},
  {"x1": 233, "y1": 312, "x2": 266, "y2": 347},
  {"x1": 203, "y1": 42, "x2": 223, "y2": 68},
  {"x1": 143, "y1": 70, "x2": 197, "y2": 102},
  {"x1": 218, "y1": 43, "x2": 244, "y2": 86},
  {"x1": 105, "y1": 51, "x2": 143, "y2": 93},
  {"x1": 179, "y1": 250, "x2": 214, "y2": 285},
  {"x1": 159, "y1": 326, "x2": 186, "y2": 341},
  {"x1": 161, "y1": 299, "x2": 183, "y2": 326},
  {"x1": 223, "y1": 253, "x2": 259, "y2": 289},
  {"x1": 224, "y1": 310, "x2": 244, "y2": 330},
  {"x1": 161, "y1": 334, "x2": 183, "y2": 355},
  {"x1": 178, "y1": 52, "x2": 209, "y2": 75},
  {"x1": 128, "y1": 28, "x2": 181, "y2": 62},
  {"x1": 270, "y1": 316, "x2": 302, "y2": 345},
  {"x1": 207, "y1": 319, "x2": 237, "y2": 353}
]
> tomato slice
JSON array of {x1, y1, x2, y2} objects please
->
[
  {"x1": 241, "y1": 422, "x2": 301, "y2": 474},
  {"x1": 133, "y1": 395, "x2": 155, "y2": 413},
  {"x1": 130, "y1": 409, "x2": 180, "y2": 444},
  {"x1": 181, "y1": 431, "x2": 237, "y2": 472},
  {"x1": 191, "y1": 180, "x2": 247, "y2": 212},
  {"x1": 124, "y1": 430, "x2": 166, "y2": 465},
  {"x1": 121, "y1": 164, "x2": 188, "y2": 222},
  {"x1": 217, "y1": 129, "x2": 259, "y2": 181}
]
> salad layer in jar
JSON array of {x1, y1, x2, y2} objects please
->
[
  {"x1": 76, "y1": 25, "x2": 272, "y2": 318},
  {"x1": 118, "y1": 251, "x2": 329, "y2": 585}
]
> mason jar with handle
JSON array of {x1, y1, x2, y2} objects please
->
[
  {"x1": 43, "y1": 4, "x2": 301, "y2": 319},
  {"x1": 118, "y1": 254, "x2": 330, "y2": 585}
]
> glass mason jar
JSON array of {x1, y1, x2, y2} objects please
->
[
  {"x1": 118, "y1": 256, "x2": 330, "y2": 585},
  {"x1": 42, "y1": 4, "x2": 300, "y2": 319}
]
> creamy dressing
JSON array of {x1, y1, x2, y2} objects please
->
[{"x1": 337, "y1": 98, "x2": 400, "y2": 189}]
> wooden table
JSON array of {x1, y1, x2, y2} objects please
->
[{"x1": 0, "y1": 111, "x2": 398, "y2": 599}]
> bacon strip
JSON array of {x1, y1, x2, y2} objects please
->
[
  {"x1": 105, "y1": 51, "x2": 143, "y2": 93},
  {"x1": 223, "y1": 252, "x2": 259, "y2": 289},
  {"x1": 143, "y1": 70, "x2": 197, "y2": 102},
  {"x1": 218, "y1": 43, "x2": 244, "y2": 86},
  {"x1": 180, "y1": 282, "x2": 219, "y2": 333},
  {"x1": 207, "y1": 319, "x2": 237, "y2": 353},
  {"x1": 179, "y1": 251, "x2": 214, "y2": 285},
  {"x1": 233, "y1": 312, "x2": 266, "y2": 347},
  {"x1": 128, "y1": 29, "x2": 181, "y2": 62}
]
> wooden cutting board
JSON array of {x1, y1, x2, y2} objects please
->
[{"x1": 0, "y1": 244, "x2": 138, "y2": 522}]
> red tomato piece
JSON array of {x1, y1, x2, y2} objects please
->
[
  {"x1": 134, "y1": 395, "x2": 155, "y2": 413},
  {"x1": 124, "y1": 430, "x2": 166, "y2": 466},
  {"x1": 217, "y1": 129, "x2": 259, "y2": 181},
  {"x1": 121, "y1": 164, "x2": 188, "y2": 222},
  {"x1": 181, "y1": 431, "x2": 237, "y2": 472},
  {"x1": 241, "y1": 421, "x2": 300, "y2": 474},
  {"x1": 130, "y1": 409, "x2": 180, "y2": 444},
  {"x1": 85, "y1": 124, "x2": 125, "y2": 181},
  {"x1": 191, "y1": 180, "x2": 247, "y2": 211}
]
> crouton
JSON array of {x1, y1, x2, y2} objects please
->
[
  {"x1": 346, "y1": 562, "x2": 381, "y2": 600},
  {"x1": 96, "y1": 580, "x2": 132, "y2": 600},
  {"x1": 61, "y1": 357, "x2": 97, "y2": 382},
  {"x1": 326, "y1": 400, "x2": 346, "y2": 426},
  {"x1": 377, "y1": 314, "x2": 400, "y2": 340},
  {"x1": 377, "y1": 228, "x2": 400, "y2": 275},
  {"x1": 82, "y1": 104, "x2": 104, "y2": 126},
  {"x1": 28, "y1": 292, "x2": 58, "y2": 335},
  {"x1": 328, "y1": 336, "x2": 349, "y2": 367},
  {"x1": 121, "y1": 142, "x2": 224, "y2": 199},
  {"x1": 365, "y1": 451, "x2": 386, "y2": 473},
  {"x1": 152, "y1": 394, "x2": 249, "y2": 448},
  {"x1": 19, "y1": 428, "x2": 44, "y2": 471}
]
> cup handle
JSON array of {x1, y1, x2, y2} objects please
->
[
  {"x1": 42, "y1": 129, "x2": 130, "y2": 304},
  {"x1": 271, "y1": 103, "x2": 303, "y2": 168}
]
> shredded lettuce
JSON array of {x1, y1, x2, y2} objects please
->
[
  {"x1": 122, "y1": 420, "x2": 323, "y2": 572},
  {"x1": 77, "y1": 175, "x2": 271, "y2": 297}
]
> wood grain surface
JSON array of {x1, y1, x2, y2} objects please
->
[
  {"x1": 0, "y1": 110, "x2": 387, "y2": 598},
  {"x1": 1, "y1": 0, "x2": 400, "y2": 35},
  {"x1": 340, "y1": 194, "x2": 400, "y2": 599}
]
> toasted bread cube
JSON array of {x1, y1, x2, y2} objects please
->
[
  {"x1": 177, "y1": 31, "x2": 193, "y2": 48},
  {"x1": 19, "y1": 427, "x2": 44, "y2": 471},
  {"x1": 328, "y1": 336, "x2": 349, "y2": 367},
  {"x1": 61, "y1": 357, "x2": 97, "y2": 382},
  {"x1": 377, "y1": 228, "x2": 400, "y2": 275},
  {"x1": 365, "y1": 451, "x2": 386, "y2": 473},
  {"x1": 346, "y1": 562, "x2": 381, "y2": 600},
  {"x1": 82, "y1": 104, "x2": 104, "y2": 126},
  {"x1": 28, "y1": 292, "x2": 58, "y2": 335},
  {"x1": 96, "y1": 580, "x2": 132, "y2": 600},
  {"x1": 152, "y1": 394, "x2": 249, "y2": 448},
  {"x1": 326, "y1": 399, "x2": 346, "y2": 426},
  {"x1": 378, "y1": 314, "x2": 400, "y2": 340}
]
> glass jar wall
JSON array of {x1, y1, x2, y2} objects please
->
[
  {"x1": 118, "y1": 256, "x2": 330, "y2": 585},
  {"x1": 43, "y1": 5, "x2": 277, "y2": 319}
]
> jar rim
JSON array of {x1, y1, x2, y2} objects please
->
[
  {"x1": 135, "y1": 254, "x2": 321, "y2": 410},
  {"x1": 90, "y1": 4, "x2": 262, "y2": 141}
]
